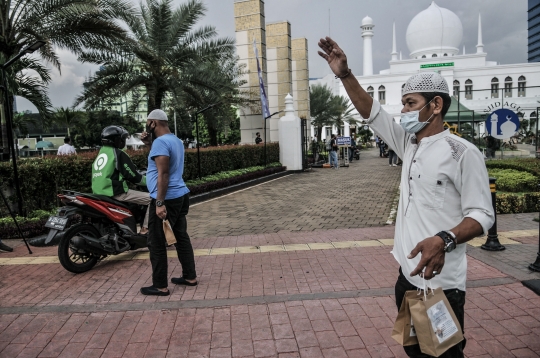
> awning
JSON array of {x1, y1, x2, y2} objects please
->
[{"x1": 444, "y1": 97, "x2": 479, "y2": 123}]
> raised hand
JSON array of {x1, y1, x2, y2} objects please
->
[{"x1": 318, "y1": 37, "x2": 349, "y2": 77}]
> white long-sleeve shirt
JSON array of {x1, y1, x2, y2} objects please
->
[
  {"x1": 366, "y1": 99, "x2": 495, "y2": 291},
  {"x1": 57, "y1": 144, "x2": 76, "y2": 156}
]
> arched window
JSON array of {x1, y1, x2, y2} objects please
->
[
  {"x1": 465, "y1": 79, "x2": 473, "y2": 100},
  {"x1": 432, "y1": 54, "x2": 437, "y2": 57},
  {"x1": 367, "y1": 86, "x2": 374, "y2": 98},
  {"x1": 443, "y1": 53, "x2": 448, "y2": 57},
  {"x1": 453, "y1": 80, "x2": 460, "y2": 97},
  {"x1": 378, "y1": 85, "x2": 386, "y2": 104},
  {"x1": 421, "y1": 55, "x2": 426, "y2": 58},
  {"x1": 505, "y1": 77, "x2": 512, "y2": 97},
  {"x1": 518, "y1": 76, "x2": 526, "y2": 97},
  {"x1": 491, "y1": 78, "x2": 499, "y2": 98}
]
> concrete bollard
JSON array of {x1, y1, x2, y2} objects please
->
[{"x1": 481, "y1": 177, "x2": 506, "y2": 251}]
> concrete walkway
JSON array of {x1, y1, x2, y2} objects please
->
[{"x1": 1, "y1": 149, "x2": 540, "y2": 358}]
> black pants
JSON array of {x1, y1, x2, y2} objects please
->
[
  {"x1": 148, "y1": 194, "x2": 196, "y2": 288},
  {"x1": 395, "y1": 268, "x2": 466, "y2": 358}
]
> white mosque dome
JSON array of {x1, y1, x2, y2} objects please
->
[
  {"x1": 406, "y1": 1, "x2": 463, "y2": 59},
  {"x1": 362, "y1": 16, "x2": 373, "y2": 26}
]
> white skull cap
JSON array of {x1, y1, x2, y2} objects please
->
[
  {"x1": 147, "y1": 109, "x2": 168, "y2": 121},
  {"x1": 402, "y1": 72, "x2": 449, "y2": 96}
]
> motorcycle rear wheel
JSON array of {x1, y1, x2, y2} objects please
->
[{"x1": 58, "y1": 224, "x2": 101, "y2": 273}]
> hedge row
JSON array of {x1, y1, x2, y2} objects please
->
[
  {"x1": 496, "y1": 192, "x2": 540, "y2": 214},
  {"x1": 189, "y1": 165, "x2": 286, "y2": 196},
  {"x1": 0, "y1": 143, "x2": 279, "y2": 213},
  {"x1": 486, "y1": 158, "x2": 540, "y2": 178},
  {"x1": 487, "y1": 169, "x2": 538, "y2": 192}
]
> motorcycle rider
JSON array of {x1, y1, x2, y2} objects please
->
[{"x1": 91, "y1": 125, "x2": 150, "y2": 235}]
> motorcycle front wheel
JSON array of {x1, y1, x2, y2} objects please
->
[{"x1": 58, "y1": 224, "x2": 101, "y2": 273}]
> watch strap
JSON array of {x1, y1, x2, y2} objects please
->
[{"x1": 436, "y1": 231, "x2": 456, "y2": 252}]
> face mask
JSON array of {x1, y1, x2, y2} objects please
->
[{"x1": 400, "y1": 99, "x2": 434, "y2": 134}]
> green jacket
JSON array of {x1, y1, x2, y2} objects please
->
[{"x1": 91, "y1": 146, "x2": 146, "y2": 196}]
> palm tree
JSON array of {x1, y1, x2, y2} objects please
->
[
  {"x1": 0, "y1": 0, "x2": 135, "y2": 152},
  {"x1": 328, "y1": 95, "x2": 358, "y2": 134},
  {"x1": 309, "y1": 84, "x2": 335, "y2": 141},
  {"x1": 54, "y1": 107, "x2": 84, "y2": 137},
  {"x1": 76, "y1": 0, "x2": 240, "y2": 117}
]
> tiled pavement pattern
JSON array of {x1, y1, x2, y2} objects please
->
[
  {"x1": 188, "y1": 149, "x2": 402, "y2": 239},
  {"x1": 1, "y1": 151, "x2": 540, "y2": 357},
  {"x1": 0, "y1": 284, "x2": 539, "y2": 358}
]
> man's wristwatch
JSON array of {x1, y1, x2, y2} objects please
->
[
  {"x1": 436, "y1": 231, "x2": 457, "y2": 253},
  {"x1": 156, "y1": 200, "x2": 165, "y2": 207}
]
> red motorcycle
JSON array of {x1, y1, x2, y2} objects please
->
[{"x1": 44, "y1": 190, "x2": 148, "y2": 273}]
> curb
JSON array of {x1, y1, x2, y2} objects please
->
[{"x1": 190, "y1": 170, "x2": 293, "y2": 205}]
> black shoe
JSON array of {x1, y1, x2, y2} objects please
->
[
  {"x1": 0, "y1": 242, "x2": 13, "y2": 252},
  {"x1": 171, "y1": 277, "x2": 198, "y2": 286},
  {"x1": 140, "y1": 286, "x2": 169, "y2": 296}
]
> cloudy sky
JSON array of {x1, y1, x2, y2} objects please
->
[{"x1": 17, "y1": 0, "x2": 528, "y2": 112}]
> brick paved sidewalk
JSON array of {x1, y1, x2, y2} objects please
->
[
  {"x1": 1, "y1": 150, "x2": 540, "y2": 357},
  {"x1": 187, "y1": 149, "x2": 401, "y2": 238}
]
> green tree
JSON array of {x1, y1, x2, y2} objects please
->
[
  {"x1": 12, "y1": 113, "x2": 36, "y2": 137},
  {"x1": 76, "y1": 0, "x2": 241, "y2": 119},
  {"x1": 328, "y1": 95, "x2": 357, "y2": 134},
  {"x1": 0, "y1": 0, "x2": 134, "y2": 153},
  {"x1": 309, "y1": 84, "x2": 334, "y2": 141},
  {"x1": 54, "y1": 107, "x2": 85, "y2": 136},
  {"x1": 71, "y1": 111, "x2": 142, "y2": 148}
]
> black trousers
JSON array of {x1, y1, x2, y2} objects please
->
[
  {"x1": 395, "y1": 268, "x2": 466, "y2": 358},
  {"x1": 148, "y1": 194, "x2": 196, "y2": 288}
]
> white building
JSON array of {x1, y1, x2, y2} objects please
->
[{"x1": 311, "y1": 1, "x2": 540, "y2": 140}]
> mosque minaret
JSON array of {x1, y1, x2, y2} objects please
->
[{"x1": 361, "y1": 16, "x2": 374, "y2": 76}]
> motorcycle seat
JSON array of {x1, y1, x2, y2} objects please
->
[{"x1": 79, "y1": 193, "x2": 129, "y2": 209}]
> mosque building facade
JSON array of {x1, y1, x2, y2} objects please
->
[{"x1": 311, "y1": 2, "x2": 540, "y2": 141}]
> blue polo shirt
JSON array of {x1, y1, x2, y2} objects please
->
[{"x1": 147, "y1": 134, "x2": 190, "y2": 200}]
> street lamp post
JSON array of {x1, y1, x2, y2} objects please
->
[{"x1": 1, "y1": 40, "x2": 45, "y2": 215}]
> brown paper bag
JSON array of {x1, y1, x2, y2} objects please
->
[
  {"x1": 409, "y1": 287, "x2": 464, "y2": 357},
  {"x1": 163, "y1": 220, "x2": 176, "y2": 246},
  {"x1": 392, "y1": 290, "x2": 422, "y2": 346}
]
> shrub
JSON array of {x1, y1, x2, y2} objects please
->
[
  {"x1": 0, "y1": 210, "x2": 55, "y2": 240},
  {"x1": 524, "y1": 192, "x2": 540, "y2": 212},
  {"x1": 189, "y1": 166, "x2": 286, "y2": 196},
  {"x1": 486, "y1": 158, "x2": 540, "y2": 178},
  {"x1": 496, "y1": 194, "x2": 524, "y2": 214},
  {"x1": 0, "y1": 143, "x2": 279, "y2": 213},
  {"x1": 487, "y1": 169, "x2": 538, "y2": 192}
]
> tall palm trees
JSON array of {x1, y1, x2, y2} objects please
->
[
  {"x1": 77, "y1": 0, "x2": 244, "y2": 123},
  {"x1": 309, "y1": 84, "x2": 358, "y2": 139},
  {"x1": 0, "y1": 0, "x2": 135, "y2": 151}
]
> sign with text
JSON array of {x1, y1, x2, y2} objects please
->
[
  {"x1": 337, "y1": 136, "x2": 351, "y2": 146},
  {"x1": 420, "y1": 62, "x2": 454, "y2": 69}
]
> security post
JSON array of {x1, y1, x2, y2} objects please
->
[
  {"x1": 337, "y1": 136, "x2": 350, "y2": 167},
  {"x1": 481, "y1": 177, "x2": 505, "y2": 251}
]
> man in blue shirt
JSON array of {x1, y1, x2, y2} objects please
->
[{"x1": 140, "y1": 109, "x2": 197, "y2": 296}]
